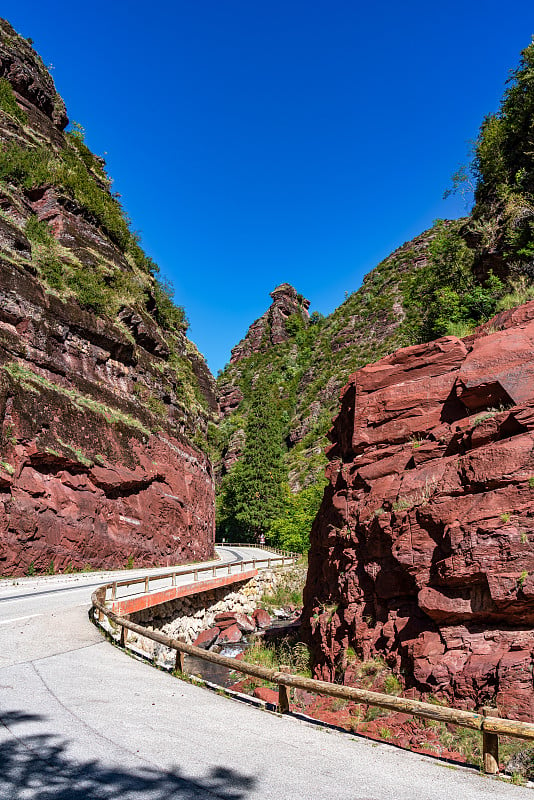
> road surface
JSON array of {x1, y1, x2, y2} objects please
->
[{"x1": 0, "y1": 546, "x2": 531, "y2": 799}]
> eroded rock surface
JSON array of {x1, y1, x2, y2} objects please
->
[
  {"x1": 0, "y1": 20, "x2": 216, "y2": 574},
  {"x1": 303, "y1": 301, "x2": 534, "y2": 720},
  {"x1": 227, "y1": 283, "x2": 310, "y2": 368}
]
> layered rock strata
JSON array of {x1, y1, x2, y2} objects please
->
[
  {"x1": 303, "y1": 301, "x2": 534, "y2": 721},
  {"x1": 226, "y1": 283, "x2": 310, "y2": 370},
  {"x1": 0, "y1": 20, "x2": 216, "y2": 574}
]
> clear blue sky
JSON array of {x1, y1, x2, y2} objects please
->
[{"x1": 3, "y1": 1, "x2": 534, "y2": 373}]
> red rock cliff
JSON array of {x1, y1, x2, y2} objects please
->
[
  {"x1": 0, "y1": 20, "x2": 216, "y2": 574},
  {"x1": 303, "y1": 301, "x2": 534, "y2": 721}
]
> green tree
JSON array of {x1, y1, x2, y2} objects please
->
[
  {"x1": 402, "y1": 220, "x2": 504, "y2": 341},
  {"x1": 269, "y1": 482, "x2": 326, "y2": 552},
  {"x1": 217, "y1": 377, "x2": 286, "y2": 541},
  {"x1": 472, "y1": 38, "x2": 534, "y2": 268}
]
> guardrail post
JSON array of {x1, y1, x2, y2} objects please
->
[
  {"x1": 120, "y1": 624, "x2": 128, "y2": 648},
  {"x1": 144, "y1": 577, "x2": 149, "y2": 593},
  {"x1": 268, "y1": 558, "x2": 271, "y2": 569},
  {"x1": 240, "y1": 561, "x2": 244, "y2": 571},
  {"x1": 227, "y1": 563, "x2": 232, "y2": 575},
  {"x1": 252, "y1": 559, "x2": 256, "y2": 570},
  {"x1": 278, "y1": 665, "x2": 290, "y2": 714},
  {"x1": 194, "y1": 569, "x2": 198, "y2": 582},
  {"x1": 482, "y1": 707, "x2": 499, "y2": 774},
  {"x1": 172, "y1": 572, "x2": 176, "y2": 586},
  {"x1": 175, "y1": 649, "x2": 185, "y2": 674},
  {"x1": 111, "y1": 582, "x2": 117, "y2": 601},
  {"x1": 212, "y1": 565, "x2": 216, "y2": 577}
]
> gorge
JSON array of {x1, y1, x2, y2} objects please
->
[{"x1": 2, "y1": 15, "x2": 534, "y2": 729}]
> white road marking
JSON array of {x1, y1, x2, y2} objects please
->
[{"x1": 0, "y1": 613, "x2": 43, "y2": 625}]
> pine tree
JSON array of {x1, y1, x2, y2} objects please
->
[{"x1": 218, "y1": 377, "x2": 286, "y2": 541}]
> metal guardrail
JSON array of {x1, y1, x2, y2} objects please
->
[
  {"x1": 219, "y1": 543, "x2": 300, "y2": 557},
  {"x1": 105, "y1": 549, "x2": 298, "y2": 603},
  {"x1": 91, "y1": 551, "x2": 531, "y2": 776}
]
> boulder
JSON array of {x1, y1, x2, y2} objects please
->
[
  {"x1": 193, "y1": 627, "x2": 220, "y2": 650},
  {"x1": 253, "y1": 608, "x2": 272, "y2": 629},
  {"x1": 217, "y1": 624, "x2": 242, "y2": 645},
  {"x1": 234, "y1": 613, "x2": 256, "y2": 633}
]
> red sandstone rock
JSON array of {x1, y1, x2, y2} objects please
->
[
  {"x1": 0, "y1": 30, "x2": 216, "y2": 575},
  {"x1": 229, "y1": 284, "x2": 309, "y2": 367},
  {"x1": 193, "y1": 627, "x2": 220, "y2": 649},
  {"x1": 217, "y1": 624, "x2": 242, "y2": 644},
  {"x1": 234, "y1": 613, "x2": 256, "y2": 633},
  {"x1": 303, "y1": 301, "x2": 534, "y2": 721},
  {"x1": 214, "y1": 613, "x2": 239, "y2": 630},
  {"x1": 253, "y1": 686, "x2": 279, "y2": 705},
  {"x1": 253, "y1": 608, "x2": 271, "y2": 629}
]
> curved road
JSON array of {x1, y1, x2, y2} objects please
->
[{"x1": 0, "y1": 547, "x2": 531, "y2": 800}]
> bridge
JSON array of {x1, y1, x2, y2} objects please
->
[{"x1": 0, "y1": 546, "x2": 530, "y2": 799}]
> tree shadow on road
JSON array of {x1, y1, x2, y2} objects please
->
[{"x1": 0, "y1": 710, "x2": 256, "y2": 799}]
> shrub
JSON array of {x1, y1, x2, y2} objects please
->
[
  {"x1": 152, "y1": 276, "x2": 188, "y2": 332},
  {"x1": 0, "y1": 78, "x2": 27, "y2": 124},
  {"x1": 66, "y1": 268, "x2": 111, "y2": 314}
]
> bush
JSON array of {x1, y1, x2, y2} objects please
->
[
  {"x1": 269, "y1": 482, "x2": 325, "y2": 553},
  {"x1": 66, "y1": 268, "x2": 111, "y2": 314},
  {"x1": 0, "y1": 78, "x2": 27, "y2": 124},
  {"x1": 152, "y1": 277, "x2": 188, "y2": 332},
  {"x1": 402, "y1": 220, "x2": 505, "y2": 341}
]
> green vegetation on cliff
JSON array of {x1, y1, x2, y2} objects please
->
[
  {"x1": 472, "y1": 39, "x2": 534, "y2": 270},
  {"x1": 0, "y1": 23, "x2": 215, "y2": 448}
]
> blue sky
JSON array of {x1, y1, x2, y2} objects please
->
[{"x1": 3, "y1": 1, "x2": 534, "y2": 373}]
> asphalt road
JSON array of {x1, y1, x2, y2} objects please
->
[{"x1": 0, "y1": 547, "x2": 531, "y2": 800}]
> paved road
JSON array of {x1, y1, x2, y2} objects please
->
[{"x1": 0, "y1": 547, "x2": 531, "y2": 799}]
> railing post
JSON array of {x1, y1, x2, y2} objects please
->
[
  {"x1": 268, "y1": 558, "x2": 271, "y2": 568},
  {"x1": 228, "y1": 563, "x2": 232, "y2": 575},
  {"x1": 278, "y1": 665, "x2": 291, "y2": 714},
  {"x1": 240, "y1": 561, "x2": 244, "y2": 571},
  {"x1": 213, "y1": 565, "x2": 216, "y2": 577},
  {"x1": 252, "y1": 559, "x2": 256, "y2": 570},
  {"x1": 482, "y1": 707, "x2": 500, "y2": 774},
  {"x1": 111, "y1": 582, "x2": 117, "y2": 600},
  {"x1": 172, "y1": 572, "x2": 176, "y2": 586},
  {"x1": 194, "y1": 569, "x2": 198, "y2": 582},
  {"x1": 144, "y1": 577, "x2": 149, "y2": 593},
  {"x1": 175, "y1": 649, "x2": 185, "y2": 674},
  {"x1": 120, "y1": 624, "x2": 128, "y2": 648}
]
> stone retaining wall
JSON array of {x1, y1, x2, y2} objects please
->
[{"x1": 127, "y1": 568, "x2": 285, "y2": 658}]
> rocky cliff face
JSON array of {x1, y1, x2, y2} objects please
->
[
  {"x1": 0, "y1": 20, "x2": 216, "y2": 575},
  {"x1": 218, "y1": 283, "x2": 309, "y2": 419},
  {"x1": 217, "y1": 282, "x2": 311, "y2": 478},
  {"x1": 303, "y1": 301, "x2": 534, "y2": 721},
  {"x1": 228, "y1": 283, "x2": 310, "y2": 367}
]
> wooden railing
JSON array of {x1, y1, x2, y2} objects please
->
[{"x1": 91, "y1": 553, "x2": 533, "y2": 777}]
